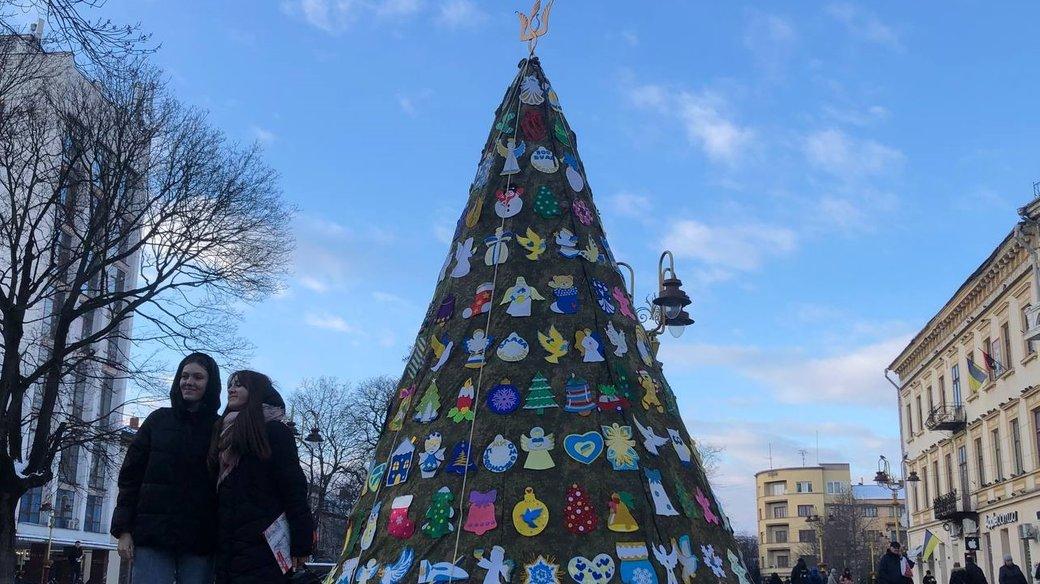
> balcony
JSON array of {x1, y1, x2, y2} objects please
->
[
  {"x1": 933, "y1": 489, "x2": 977, "y2": 522},
  {"x1": 925, "y1": 405, "x2": 966, "y2": 433}
]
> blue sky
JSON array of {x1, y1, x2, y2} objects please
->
[{"x1": 52, "y1": 0, "x2": 1040, "y2": 532}]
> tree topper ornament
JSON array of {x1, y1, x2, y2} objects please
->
[{"x1": 517, "y1": 0, "x2": 555, "y2": 54}]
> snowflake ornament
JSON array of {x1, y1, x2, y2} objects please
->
[{"x1": 700, "y1": 545, "x2": 724, "y2": 578}]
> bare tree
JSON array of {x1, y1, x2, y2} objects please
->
[
  {"x1": 0, "y1": 37, "x2": 292, "y2": 577},
  {"x1": 288, "y1": 375, "x2": 395, "y2": 561},
  {"x1": 734, "y1": 532, "x2": 762, "y2": 584},
  {"x1": 798, "y1": 492, "x2": 879, "y2": 581}
]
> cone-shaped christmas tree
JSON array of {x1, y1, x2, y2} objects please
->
[{"x1": 327, "y1": 56, "x2": 750, "y2": 584}]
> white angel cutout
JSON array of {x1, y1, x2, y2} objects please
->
[
  {"x1": 495, "y1": 137, "x2": 526, "y2": 176},
  {"x1": 606, "y1": 321, "x2": 628, "y2": 356},
  {"x1": 653, "y1": 541, "x2": 680, "y2": 584},
  {"x1": 449, "y1": 237, "x2": 475, "y2": 279},
  {"x1": 477, "y1": 546, "x2": 513, "y2": 584}
]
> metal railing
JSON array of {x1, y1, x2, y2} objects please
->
[{"x1": 925, "y1": 405, "x2": 967, "y2": 432}]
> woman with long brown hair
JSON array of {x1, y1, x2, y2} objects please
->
[{"x1": 210, "y1": 370, "x2": 314, "y2": 583}]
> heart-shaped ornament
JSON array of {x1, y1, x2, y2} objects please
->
[
  {"x1": 568, "y1": 554, "x2": 616, "y2": 584},
  {"x1": 564, "y1": 431, "x2": 604, "y2": 465}
]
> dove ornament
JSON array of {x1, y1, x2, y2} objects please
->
[
  {"x1": 517, "y1": 227, "x2": 546, "y2": 260},
  {"x1": 605, "y1": 321, "x2": 628, "y2": 357},
  {"x1": 511, "y1": 487, "x2": 549, "y2": 536}
]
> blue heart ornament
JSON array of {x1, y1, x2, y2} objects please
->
[{"x1": 564, "y1": 431, "x2": 604, "y2": 465}]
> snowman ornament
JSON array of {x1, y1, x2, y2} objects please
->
[{"x1": 494, "y1": 186, "x2": 524, "y2": 219}]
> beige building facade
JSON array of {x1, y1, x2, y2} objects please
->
[{"x1": 889, "y1": 198, "x2": 1040, "y2": 584}]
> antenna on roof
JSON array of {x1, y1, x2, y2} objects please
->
[
  {"x1": 768, "y1": 443, "x2": 773, "y2": 469},
  {"x1": 798, "y1": 449, "x2": 808, "y2": 466}
]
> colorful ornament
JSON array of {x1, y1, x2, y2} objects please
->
[
  {"x1": 575, "y1": 329, "x2": 606, "y2": 363},
  {"x1": 668, "y1": 429, "x2": 693, "y2": 466},
  {"x1": 638, "y1": 370, "x2": 663, "y2": 413},
  {"x1": 563, "y1": 431, "x2": 605, "y2": 465},
  {"x1": 520, "y1": 75, "x2": 545, "y2": 105},
  {"x1": 387, "y1": 495, "x2": 416, "y2": 539},
  {"x1": 633, "y1": 329, "x2": 652, "y2": 368},
  {"x1": 572, "y1": 199, "x2": 593, "y2": 225},
  {"x1": 677, "y1": 536, "x2": 699, "y2": 584},
  {"x1": 616, "y1": 543, "x2": 658, "y2": 584},
  {"x1": 591, "y1": 279, "x2": 616, "y2": 314},
  {"x1": 672, "y1": 476, "x2": 698, "y2": 519},
  {"x1": 520, "y1": 426, "x2": 555, "y2": 470},
  {"x1": 633, "y1": 416, "x2": 668, "y2": 455},
  {"x1": 728, "y1": 550, "x2": 751, "y2": 584},
  {"x1": 476, "y1": 546, "x2": 514, "y2": 584},
  {"x1": 607, "y1": 492, "x2": 639, "y2": 532},
  {"x1": 522, "y1": 108, "x2": 547, "y2": 141},
  {"x1": 419, "y1": 559, "x2": 469, "y2": 584},
  {"x1": 553, "y1": 119, "x2": 571, "y2": 146},
  {"x1": 701, "y1": 545, "x2": 724, "y2": 578},
  {"x1": 405, "y1": 336, "x2": 428, "y2": 381},
  {"x1": 448, "y1": 378, "x2": 476, "y2": 423},
  {"x1": 537, "y1": 324, "x2": 569, "y2": 363},
  {"x1": 473, "y1": 148, "x2": 494, "y2": 191},
  {"x1": 450, "y1": 237, "x2": 475, "y2": 278},
  {"x1": 596, "y1": 384, "x2": 628, "y2": 412},
  {"x1": 419, "y1": 432, "x2": 446, "y2": 478},
  {"x1": 524, "y1": 556, "x2": 560, "y2": 584},
  {"x1": 430, "y1": 332, "x2": 454, "y2": 373},
  {"x1": 613, "y1": 362, "x2": 634, "y2": 402},
  {"x1": 495, "y1": 186, "x2": 524, "y2": 218},
  {"x1": 562, "y1": 483, "x2": 599, "y2": 535},
  {"x1": 501, "y1": 276, "x2": 545, "y2": 317},
  {"x1": 365, "y1": 462, "x2": 386, "y2": 494},
  {"x1": 563, "y1": 375, "x2": 596, "y2": 415},
  {"x1": 548, "y1": 275, "x2": 579, "y2": 314},
  {"x1": 464, "y1": 489, "x2": 498, "y2": 535},
  {"x1": 579, "y1": 238, "x2": 602, "y2": 264},
  {"x1": 695, "y1": 488, "x2": 720, "y2": 525},
  {"x1": 605, "y1": 322, "x2": 628, "y2": 357},
  {"x1": 381, "y1": 547, "x2": 415, "y2": 584},
  {"x1": 644, "y1": 468, "x2": 679, "y2": 516},
  {"x1": 602, "y1": 423, "x2": 639, "y2": 471},
  {"x1": 496, "y1": 137, "x2": 526, "y2": 176},
  {"x1": 567, "y1": 554, "x2": 615, "y2": 584},
  {"x1": 422, "y1": 488, "x2": 456, "y2": 538},
  {"x1": 555, "y1": 229, "x2": 580, "y2": 259},
  {"x1": 652, "y1": 542, "x2": 680, "y2": 584},
  {"x1": 486, "y1": 379, "x2": 522, "y2": 415},
  {"x1": 517, "y1": 227, "x2": 546, "y2": 260},
  {"x1": 534, "y1": 185, "x2": 562, "y2": 218},
  {"x1": 531, "y1": 146, "x2": 559, "y2": 173},
  {"x1": 483, "y1": 434, "x2": 518, "y2": 472},
  {"x1": 524, "y1": 373, "x2": 558, "y2": 414},
  {"x1": 434, "y1": 294, "x2": 455, "y2": 325},
  {"x1": 484, "y1": 226, "x2": 513, "y2": 266},
  {"x1": 385, "y1": 437, "x2": 415, "y2": 487},
  {"x1": 387, "y1": 385, "x2": 415, "y2": 432},
  {"x1": 512, "y1": 487, "x2": 550, "y2": 537},
  {"x1": 497, "y1": 332, "x2": 530, "y2": 362},
  {"x1": 563, "y1": 152, "x2": 585, "y2": 192},
  {"x1": 340, "y1": 557, "x2": 361, "y2": 584},
  {"x1": 446, "y1": 440, "x2": 477, "y2": 475},
  {"x1": 463, "y1": 282, "x2": 495, "y2": 319},
  {"x1": 414, "y1": 380, "x2": 441, "y2": 424},
  {"x1": 546, "y1": 84, "x2": 563, "y2": 112},
  {"x1": 357, "y1": 560, "x2": 379, "y2": 584},
  {"x1": 495, "y1": 111, "x2": 516, "y2": 134},
  {"x1": 360, "y1": 500, "x2": 381, "y2": 551},
  {"x1": 464, "y1": 330, "x2": 494, "y2": 369},
  {"x1": 613, "y1": 286, "x2": 636, "y2": 320},
  {"x1": 464, "y1": 193, "x2": 483, "y2": 229}
]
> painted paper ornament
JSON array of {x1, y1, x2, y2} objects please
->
[
  {"x1": 524, "y1": 373, "x2": 558, "y2": 414},
  {"x1": 534, "y1": 185, "x2": 562, "y2": 218},
  {"x1": 381, "y1": 547, "x2": 415, "y2": 584},
  {"x1": 562, "y1": 483, "x2": 599, "y2": 534},
  {"x1": 496, "y1": 137, "x2": 526, "y2": 176},
  {"x1": 575, "y1": 329, "x2": 606, "y2": 363},
  {"x1": 497, "y1": 332, "x2": 530, "y2": 362},
  {"x1": 563, "y1": 153, "x2": 585, "y2": 192},
  {"x1": 360, "y1": 500, "x2": 382, "y2": 551},
  {"x1": 512, "y1": 487, "x2": 549, "y2": 536},
  {"x1": 671, "y1": 477, "x2": 697, "y2": 519},
  {"x1": 463, "y1": 282, "x2": 495, "y2": 319},
  {"x1": 414, "y1": 380, "x2": 441, "y2": 424},
  {"x1": 465, "y1": 195, "x2": 484, "y2": 229},
  {"x1": 676, "y1": 536, "x2": 699, "y2": 584},
  {"x1": 553, "y1": 119, "x2": 571, "y2": 146},
  {"x1": 572, "y1": 199, "x2": 593, "y2": 225},
  {"x1": 700, "y1": 545, "x2": 724, "y2": 578},
  {"x1": 591, "y1": 279, "x2": 616, "y2": 314},
  {"x1": 546, "y1": 83, "x2": 563, "y2": 112},
  {"x1": 388, "y1": 385, "x2": 416, "y2": 432},
  {"x1": 365, "y1": 462, "x2": 386, "y2": 494},
  {"x1": 524, "y1": 556, "x2": 560, "y2": 584},
  {"x1": 567, "y1": 554, "x2": 616, "y2": 584},
  {"x1": 605, "y1": 322, "x2": 628, "y2": 356},
  {"x1": 387, "y1": 495, "x2": 416, "y2": 539},
  {"x1": 522, "y1": 108, "x2": 547, "y2": 141},
  {"x1": 579, "y1": 238, "x2": 602, "y2": 264},
  {"x1": 563, "y1": 431, "x2": 604, "y2": 465},
  {"x1": 501, "y1": 276, "x2": 545, "y2": 317},
  {"x1": 476, "y1": 546, "x2": 514, "y2": 584},
  {"x1": 429, "y1": 332, "x2": 454, "y2": 373},
  {"x1": 495, "y1": 186, "x2": 525, "y2": 218},
  {"x1": 637, "y1": 370, "x2": 664, "y2": 413},
  {"x1": 484, "y1": 227, "x2": 514, "y2": 266},
  {"x1": 613, "y1": 287, "x2": 637, "y2": 321},
  {"x1": 448, "y1": 378, "x2": 476, "y2": 423},
  {"x1": 652, "y1": 542, "x2": 679, "y2": 584},
  {"x1": 419, "y1": 560, "x2": 468, "y2": 584},
  {"x1": 446, "y1": 440, "x2": 477, "y2": 475},
  {"x1": 483, "y1": 434, "x2": 518, "y2": 472},
  {"x1": 555, "y1": 229, "x2": 580, "y2": 259},
  {"x1": 405, "y1": 336, "x2": 428, "y2": 381},
  {"x1": 339, "y1": 557, "x2": 361, "y2": 584},
  {"x1": 613, "y1": 362, "x2": 635, "y2": 403},
  {"x1": 633, "y1": 417, "x2": 668, "y2": 456},
  {"x1": 537, "y1": 324, "x2": 569, "y2": 363},
  {"x1": 486, "y1": 379, "x2": 522, "y2": 415},
  {"x1": 464, "y1": 330, "x2": 494, "y2": 369},
  {"x1": 728, "y1": 550, "x2": 751, "y2": 584},
  {"x1": 385, "y1": 437, "x2": 416, "y2": 487},
  {"x1": 616, "y1": 543, "x2": 658, "y2": 584},
  {"x1": 473, "y1": 148, "x2": 495, "y2": 192},
  {"x1": 695, "y1": 488, "x2": 720, "y2": 525},
  {"x1": 601, "y1": 424, "x2": 639, "y2": 471},
  {"x1": 357, "y1": 560, "x2": 380, "y2": 584},
  {"x1": 450, "y1": 237, "x2": 475, "y2": 278},
  {"x1": 464, "y1": 489, "x2": 498, "y2": 535},
  {"x1": 520, "y1": 74, "x2": 545, "y2": 105},
  {"x1": 434, "y1": 294, "x2": 456, "y2": 325},
  {"x1": 563, "y1": 375, "x2": 596, "y2": 415},
  {"x1": 419, "y1": 432, "x2": 446, "y2": 478},
  {"x1": 607, "y1": 492, "x2": 639, "y2": 533},
  {"x1": 421, "y1": 486, "x2": 455, "y2": 538},
  {"x1": 531, "y1": 146, "x2": 560, "y2": 173},
  {"x1": 495, "y1": 111, "x2": 517, "y2": 134},
  {"x1": 548, "y1": 275, "x2": 579, "y2": 314},
  {"x1": 717, "y1": 497, "x2": 734, "y2": 533},
  {"x1": 520, "y1": 426, "x2": 555, "y2": 470},
  {"x1": 644, "y1": 468, "x2": 679, "y2": 516},
  {"x1": 517, "y1": 228, "x2": 546, "y2": 260},
  {"x1": 596, "y1": 384, "x2": 629, "y2": 412},
  {"x1": 667, "y1": 429, "x2": 693, "y2": 466}
]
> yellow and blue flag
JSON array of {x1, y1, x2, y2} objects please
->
[
  {"x1": 967, "y1": 358, "x2": 987, "y2": 393},
  {"x1": 923, "y1": 529, "x2": 940, "y2": 562}
]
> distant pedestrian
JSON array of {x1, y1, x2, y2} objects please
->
[
  {"x1": 966, "y1": 557, "x2": 989, "y2": 584},
  {"x1": 828, "y1": 567, "x2": 839, "y2": 584},
  {"x1": 999, "y1": 555, "x2": 1028, "y2": 584},
  {"x1": 770, "y1": 573, "x2": 783, "y2": 584},
  {"x1": 951, "y1": 563, "x2": 969, "y2": 584},
  {"x1": 876, "y1": 541, "x2": 905, "y2": 584},
  {"x1": 840, "y1": 570, "x2": 854, "y2": 584},
  {"x1": 792, "y1": 559, "x2": 809, "y2": 584},
  {"x1": 924, "y1": 570, "x2": 937, "y2": 584},
  {"x1": 809, "y1": 567, "x2": 824, "y2": 584}
]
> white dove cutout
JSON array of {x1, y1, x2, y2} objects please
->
[
  {"x1": 477, "y1": 546, "x2": 513, "y2": 584},
  {"x1": 605, "y1": 321, "x2": 628, "y2": 357},
  {"x1": 356, "y1": 559, "x2": 380, "y2": 584},
  {"x1": 633, "y1": 416, "x2": 668, "y2": 455},
  {"x1": 653, "y1": 541, "x2": 680, "y2": 584}
]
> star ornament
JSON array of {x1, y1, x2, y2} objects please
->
[{"x1": 525, "y1": 555, "x2": 561, "y2": 584}]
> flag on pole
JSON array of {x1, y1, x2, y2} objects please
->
[
  {"x1": 967, "y1": 358, "x2": 987, "y2": 393},
  {"x1": 982, "y1": 350, "x2": 1003, "y2": 376},
  {"x1": 922, "y1": 529, "x2": 940, "y2": 562}
]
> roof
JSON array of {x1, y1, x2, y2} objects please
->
[
  {"x1": 754, "y1": 463, "x2": 850, "y2": 478},
  {"x1": 851, "y1": 484, "x2": 905, "y2": 500}
]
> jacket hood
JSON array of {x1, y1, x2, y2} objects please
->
[{"x1": 170, "y1": 352, "x2": 222, "y2": 416}]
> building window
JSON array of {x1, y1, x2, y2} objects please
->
[
  {"x1": 906, "y1": 404, "x2": 914, "y2": 436},
  {"x1": 945, "y1": 453, "x2": 953, "y2": 493},
  {"x1": 771, "y1": 529, "x2": 788, "y2": 543},
  {"x1": 922, "y1": 466, "x2": 930, "y2": 504},
  {"x1": 796, "y1": 481, "x2": 813, "y2": 493},
  {"x1": 1011, "y1": 419, "x2": 1024, "y2": 474},
  {"x1": 17, "y1": 487, "x2": 44, "y2": 525},
  {"x1": 766, "y1": 481, "x2": 787, "y2": 496},
  {"x1": 862, "y1": 506, "x2": 879, "y2": 517},
  {"x1": 54, "y1": 488, "x2": 75, "y2": 529},
  {"x1": 58, "y1": 445, "x2": 80, "y2": 485},
  {"x1": 976, "y1": 437, "x2": 986, "y2": 485},
  {"x1": 797, "y1": 505, "x2": 816, "y2": 517},
  {"x1": 777, "y1": 556, "x2": 789, "y2": 569},
  {"x1": 993, "y1": 428, "x2": 1004, "y2": 481},
  {"x1": 1034, "y1": 408, "x2": 1040, "y2": 467},
  {"x1": 958, "y1": 446, "x2": 969, "y2": 493},
  {"x1": 1002, "y1": 322, "x2": 1013, "y2": 370},
  {"x1": 771, "y1": 504, "x2": 788, "y2": 518},
  {"x1": 799, "y1": 530, "x2": 817, "y2": 543},
  {"x1": 84, "y1": 495, "x2": 103, "y2": 533},
  {"x1": 1023, "y1": 304, "x2": 1037, "y2": 355},
  {"x1": 933, "y1": 461, "x2": 940, "y2": 494},
  {"x1": 927, "y1": 386, "x2": 934, "y2": 416},
  {"x1": 951, "y1": 364, "x2": 962, "y2": 405},
  {"x1": 916, "y1": 396, "x2": 924, "y2": 432},
  {"x1": 939, "y1": 375, "x2": 947, "y2": 407},
  {"x1": 826, "y1": 481, "x2": 845, "y2": 494}
]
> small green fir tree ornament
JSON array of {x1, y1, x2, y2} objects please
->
[
  {"x1": 671, "y1": 471, "x2": 700, "y2": 519},
  {"x1": 413, "y1": 379, "x2": 442, "y2": 424},
  {"x1": 524, "y1": 373, "x2": 558, "y2": 415},
  {"x1": 613, "y1": 362, "x2": 634, "y2": 402},
  {"x1": 422, "y1": 486, "x2": 456, "y2": 538},
  {"x1": 533, "y1": 185, "x2": 562, "y2": 218}
]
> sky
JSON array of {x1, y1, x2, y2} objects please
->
[{"x1": 22, "y1": 0, "x2": 1040, "y2": 533}]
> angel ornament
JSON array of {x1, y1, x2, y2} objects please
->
[
  {"x1": 496, "y1": 137, "x2": 526, "y2": 176},
  {"x1": 484, "y1": 227, "x2": 513, "y2": 266},
  {"x1": 520, "y1": 426, "x2": 555, "y2": 470},
  {"x1": 501, "y1": 276, "x2": 544, "y2": 317}
]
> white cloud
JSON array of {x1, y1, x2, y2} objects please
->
[
  {"x1": 826, "y1": 3, "x2": 902, "y2": 50},
  {"x1": 396, "y1": 88, "x2": 433, "y2": 117},
  {"x1": 282, "y1": 0, "x2": 423, "y2": 32},
  {"x1": 804, "y1": 128, "x2": 903, "y2": 177},
  {"x1": 435, "y1": 0, "x2": 488, "y2": 29},
  {"x1": 606, "y1": 192, "x2": 654, "y2": 221},
  {"x1": 292, "y1": 215, "x2": 397, "y2": 293},
  {"x1": 743, "y1": 11, "x2": 796, "y2": 76},
  {"x1": 304, "y1": 312, "x2": 357, "y2": 333},
  {"x1": 661, "y1": 219, "x2": 797, "y2": 275},
  {"x1": 250, "y1": 125, "x2": 277, "y2": 144},
  {"x1": 620, "y1": 30, "x2": 639, "y2": 47},
  {"x1": 821, "y1": 104, "x2": 891, "y2": 127},
  {"x1": 376, "y1": 0, "x2": 422, "y2": 18}
]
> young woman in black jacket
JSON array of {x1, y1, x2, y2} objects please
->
[
  {"x1": 110, "y1": 352, "x2": 222, "y2": 583},
  {"x1": 210, "y1": 370, "x2": 314, "y2": 584}
]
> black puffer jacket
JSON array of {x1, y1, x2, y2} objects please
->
[
  {"x1": 215, "y1": 416, "x2": 314, "y2": 584},
  {"x1": 109, "y1": 359, "x2": 221, "y2": 554}
]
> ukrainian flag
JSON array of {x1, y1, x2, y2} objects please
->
[
  {"x1": 923, "y1": 529, "x2": 940, "y2": 562},
  {"x1": 967, "y1": 359, "x2": 987, "y2": 393}
]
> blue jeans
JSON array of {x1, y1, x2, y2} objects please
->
[{"x1": 132, "y1": 546, "x2": 214, "y2": 584}]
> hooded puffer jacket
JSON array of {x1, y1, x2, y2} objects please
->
[{"x1": 110, "y1": 354, "x2": 222, "y2": 555}]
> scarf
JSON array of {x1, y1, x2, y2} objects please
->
[{"x1": 217, "y1": 403, "x2": 286, "y2": 488}]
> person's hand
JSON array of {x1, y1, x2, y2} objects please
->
[
  {"x1": 117, "y1": 533, "x2": 134, "y2": 561},
  {"x1": 292, "y1": 556, "x2": 310, "y2": 571}
]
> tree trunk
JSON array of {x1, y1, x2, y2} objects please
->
[{"x1": 0, "y1": 489, "x2": 20, "y2": 584}]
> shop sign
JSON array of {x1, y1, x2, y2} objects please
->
[{"x1": 985, "y1": 511, "x2": 1019, "y2": 530}]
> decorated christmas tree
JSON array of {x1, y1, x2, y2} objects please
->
[{"x1": 326, "y1": 12, "x2": 750, "y2": 584}]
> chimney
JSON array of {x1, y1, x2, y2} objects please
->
[
  {"x1": 129, "y1": 416, "x2": 140, "y2": 430},
  {"x1": 29, "y1": 19, "x2": 44, "y2": 41}
]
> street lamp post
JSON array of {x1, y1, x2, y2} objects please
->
[
  {"x1": 805, "y1": 513, "x2": 827, "y2": 567},
  {"x1": 616, "y1": 250, "x2": 695, "y2": 359},
  {"x1": 39, "y1": 501, "x2": 54, "y2": 584},
  {"x1": 875, "y1": 455, "x2": 919, "y2": 546}
]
